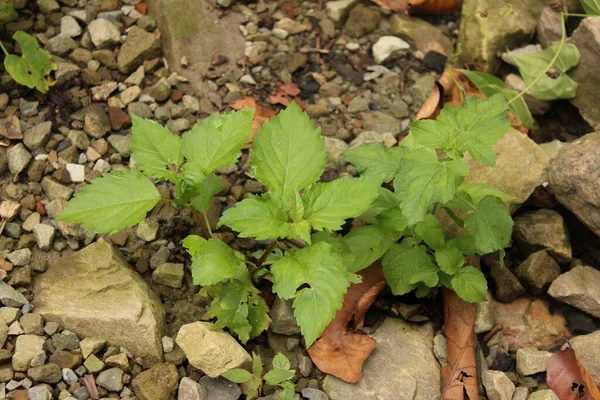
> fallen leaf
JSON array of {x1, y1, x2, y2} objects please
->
[
  {"x1": 230, "y1": 96, "x2": 276, "y2": 138},
  {"x1": 307, "y1": 263, "x2": 385, "y2": 383},
  {"x1": 370, "y1": 0, "x2": 410, "y2": 13},
  {"x1": 409, "y1": 0, "x2": 462, "y2": 14},
  {"x1": 268, "y1": 82, "x2": 302, "y2": 106},
  {"x1": 442, "y1": 288, "x2": 478, "y2": 400},
  {"x1": 547, "y1": 347, "x2": 600, "y2": 400}
]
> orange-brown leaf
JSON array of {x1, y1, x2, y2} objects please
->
[
  {"x1": 409, "y1": 0, "x2": 462, "y2": 14},
  {"x1": 229, "y1": 96, "x2": 276, "y2": 138},
  {"x1": 307, "y1": 264, "x2": 385, "y2": 383},
  {"x1": 547, "y1": 347, "x2": 600, "y2": 400},
  {"x1": 370, "y1": 0, "x2": 409, "y2": 13}
]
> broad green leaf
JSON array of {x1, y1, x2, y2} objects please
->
[
  {"x1": 191, "y1": 239, "x2": 246, "y2": 286},
  {"x1": 251, "y1": 102, "x2": 326, "y2": 197},
  {"x1": 182, "y1": 235, "x2": 206, "y2": 256},
  {"x1": 311, "y1": 232, "x2": 356, "y2": 269},
  {"x1": 272, "y1": 354, "x2": 291, "y2": 370},
  {"x1": 360, "y1": 187, "x2": 399, "y2": 223},
  {"x1": 435, "y1": 247, "x2": 464, "y2": 274},
  {"x1": 415, "y1": 284, "x2": 434, "y2": 298},
  {"x1": 303, "y1": 176, "x2": 380, "y2": 231},
  {"x1": 247, "y1": 293, "x2": 271, "y2": 339},
  {"x1": 394, "y1": 147, "x2": 469, "y2": 225},
  {"x1": 174, "y1": 163, "x2": 205, "y2": 206},
  {"x1": 182, "y1": 109, "x2": 254, "y2": 175},
  {"x1": 342, "y1": 225, "x2": 402, "y2": 273},
  {"x1": 458, "y1": 183, "x2": 512, "y2": 205},
  {"x1": 191, "y1": 173, "x2": 223, "y2": 214},
  {"x1": 221, "y1": 369, "x2": 252, "y2": 383},
  {"x1": 219, "y1": 193, "x2": 296, "y2": 240},
  {"x1": 459, "y1": 69, "x2": 505, "y2": 97},
  {"x1": 291, "y1": 220, "x2": 312, "y2": 244},
  {"x1": 264, "y1": 369, "x2": 295, "y2": 385},
  {"x1": 279, "y1": 381, "x2": 296, "y2": 400},
  {"x1": 56, "y1": 170, "x2": 161, "y2": 234},
  {"x1": 451, "y1": 265, "x2": 487, "y2": 302},
  {"x1": 382, "y1": 238, "x2": 437, "y2": 296},
  {"x1": 512, "y1": 44, "x2": 580, "y2": 100},
  {"x1": 375, "y1": 207, "x2": 406, "y2": 233},
  {"x1": 271, "y1": 242, "x2": 360, "y2": 346},
  {"x1": 247, "y1": 376, "x2": 262, "y2": 400},
  {"x1": 4, "y1": 31, "x2": 57, "y2": 93},
  {"x1": 344, "y1": 142, "x2": 405, "y2": 182},
  {"x1": 446, "y1": 235, "x2": 477, "y2": 256},
  {"x1": 581, "y1": 0, "x2": 600, "y2": 15},
  {"x1": 413, "y1": 214, "x2": 445, "y2": 249},
  {"x1": 131, "y1": 115, "x2": 182, "y2": 181},
  {"x1": 252, "y1": 353, "x2": 263, "y2": 377},
  {"x1": 408, "y1": 263, "x2": 439, "y2": 288}
]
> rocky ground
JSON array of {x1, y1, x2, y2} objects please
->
[{"x1": 0, "y1": 0, "x2": 599, "y2": 399}]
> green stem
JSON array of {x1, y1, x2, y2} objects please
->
[
  {"x1": 563, "y1": 12, "x2": 591, "y2": 17},
  {"x1": 201, "y1": 212, "x2": 213, "y2": 237},
  {"x1": 189, "y1": 205, "x2": 212, "y2": 239},
  {"x1": 0, "y1": 41, "x2": 9, "y2": 57}
]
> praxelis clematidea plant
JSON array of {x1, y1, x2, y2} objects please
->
[{"x1": 56, "y1": 95, "x2": 513, "y2": 347}]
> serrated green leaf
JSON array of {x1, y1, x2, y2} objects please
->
[
  {"x1": 458, "y1": 183, "x2": 512, "y2": 205},
  {"x1": 382, "y1": 238, "x2": 437, "y2": 296},
  {"x1": 289, "y1": 191, "x2": 304, "y2": 222},
  {"x1": 191, "y1": 173, "x2": 223, "y2": 214},
  {"x1": 342, "y1": 225, "x2": 402, "y2": 273},
  {"x1": 182, "y1": 234, "x2": 206, "y2": 256},
  {"x1": 451, "y1": 265, "x2": 487, "y2": 302},
  {"x1": 272, "y1": 354, "x2": 291, "y2": 370},
  {"x1": 219, "y1": 193, "x2": 296, "y2": 240},
  {"x1": 303, "y1": 176, "x2": 380, "y2": 231},
  {"x1": 291, "y1": 220, "x2": 312, "y2": 244},
  {"x1": 4, "y1": 31, "x2": 57, "y2": 93},
  {"x1": 252, "y1": 353, "x2": 263, "y2": 376},
  {"x1": 174, "y1": 163, "x2": 205, "y2": 206},
  {"x1": 56, "y1": 170, "x2": 161, "y2": 234},
  {"x1": 182, "y1": 109, "x2": 254, "y2": 175},
  {"x1": 413, "y1": 214, "x2": 445, "y2": 249},
  {"x1": 344, "y1": 142, "x2": 406, "y2": 182},
  {"x1": 394, "y1": 148, "x2": 469, "y2": 226},
  {"x1": 222, "y1": 369, "x2": 252, "y2": 383},
  {"x1": 251, "y1": 102, "x2": 326, "y2": 197},
  {"x1": 512, "y1": 43, "x2": 580, "y2": 100},
  {"x1": 408, "y1": 264, "x2": 439, "y2": 288},
  {"x1": 271, "y1": 242, "x2": 360, "y2": 346},
  {"x1": 311, "y1": 232, "x2": 355, "y2": 268},
  {"x1": 581, "y1": 0, "x2": 600, "y2": 15},
  {"x1": 435, "y1": 247, "x2": 464, "y2": 274},
  {"x1": 265, "y1": 369, "x2": 295, "y2": 385},
  {"x1": 191, "y1": 239, "x2": 246, "y2": 286},
  {"x1": 131, "y1": 115, "x2": 182, "y2": 181},
  {"x1": 374, "y1": 207, "x2": 406, "y2": 233},
  {"x1": 360, "y1": 187, "x2": 399, "y2": 223}
]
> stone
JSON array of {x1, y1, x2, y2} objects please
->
[
  {"x1": 515, "y1": 251, "x2": 561, "y2": 295},
  {"x1": 198, "y1": 376, "x2": 241, "y2": 399},
  {"x1": 151, "y1": 78, "x2": 171, "y2": 102},
  {"x1": 117, "y1": 26, "x2": 160, "y2": 74},
  {"x1": 347, "y1": 97, "x2": 368, "y2": 113},
  {"x1": 7, "y1": 143, "x2": 32, "y2": 175},
  {"x1": 84, "y1": 105, "x2": 111, "y2": 139},
  {"x1": 326, "y1": 0, "x2": 360, "y2": 23},
  {"x1": 458, "y1": 0, "x2": 548, "y2": 72},
  {"x1": 516, "y1": 347, "x2": 551, "y2": 376},
  {"x1": 55, "y1": 62, "x2": 81, "y2": 83},
  {"x1": 23, "y1": 122, "x2": 52, "y2": 151},
  {"x1": 79, "y1": 338, "x2": 106, "y2": 359},
  {"x1": 489, "y1": 262, "x2": 526, "y2": 303},
  {"x1": 323, "y1": 318, "x2": 440, "y2": 400},
  {"x1": 175, "y1": 322, "x2": 252, "y2": 377},
  {"x1": 569, "y1": 331, "x2": 600, "y2": 386},
  {"x1": 372, "y1": 36, "x2": 410, "y2": 64},
  {"x1": 152, "y1": 263, "x2": 184, "y2": 288},
  {"x1": 482, "y1": 370, "x2": 515, "y2": 400},
  {"x1": 45, "y1": 34, "x2": 77, "y2": 56},
  {"x1": 32, "y1": 224, "x2": 55, "y2": 250},
  {"x1": 49, "y1": 350, "x2": 82, "y2": 369},
  {"x1": 474, "y1": 294, "x2": 495, "y2": 334},
  {"x1": 132, "y1": 363, "x2": 179, "y2": 400},
  {"x1": 37, "y1": 0, "x2": 59, "y2": 13},
  {"x1": 305, "y1": 104, "x2": 329, "y2": 118},
  {"x1": 348, "y1": 131, "x2": 384, "y2": 149},
  {"x1": 548, "y1": 266, "x2": 600, "y2": 319},
  {"x1": 33, "y1": 238, "x2": 165, "y2": 361},
  {"x1": 410, "y1": 75, "x2": 437, "y2": 107},
  {"x1": 84, "y1": 354, "x2": 105, "y2": 373},
  {"x1": 568, "y1": 18, "x2": 600, "y2": 130},
  {"x1": 178, "y1": 377, "x2": 207, "y2": 400},
  {"x1": 344, "y1": 4, "x2": 380, "y2": 38},
  {"x1": 108, "y1": 108, "x2": 132, "y2": 131},
  {"x1": 20, "y1": 313, "x2": 43, "y2": 336},
  {"x1": 362, "y1": 112, "x2": 401, "y2": 133},
  {"x1": 490, "y1": 297, "x2": 570, "y2": 351},
  {"x1": 536, "y1": 7, "x2": 562, "y2": 47},
  {"x1": 13, "y1": 335, "x2": 45, "y2": 371},
  {"x1": 0, "y1": 115, "x2": 21, "y2": 140},
  {"x1": 88, "y1": 19, "x2": 120, "y2": 49},
  {"x1": 107, "y1": 135, "x2": 131, "y2": 157},
  {"x1": 528, "y1": 390, "x2": 559, "y2": 400},
  {"x1": 0, "y1": 281, "x2": 28, "y2": 307},
  {"x1": 42, "y1": 177, "x2": 73, "y2": 201},
  {"x1": 28, "y1": 363, "x2": 62, "y2": 383},
  {"x1": 96, "y1": 367, "x2": 123, "y2": 392},
  {"x1": 62, "y1": 368, "x2": 78, "y2": 385},
  {"x1": 275, "y1": 18, "x2": 311, "y2": 35},
  {"x1": 61, "y1": 16, "x2": 82, "y2": 37},
  {"x1": 52, "y1": 330, "x2": 80, "y2": 350},
  {"x1": 390, "y1": 14, "x2": 453, "y2": 55},
  {"x1": 27, "y1": 386, "x2": 53, "y2": 400},
  {"x1": 270, "y1": 298, "x2": 300, "y2": 336},
  {"x1": 513, "y1": 209, "x2": 571, "y2": 262},
  {"x1": 91, "y1": 82, "x2": 118, "y2": 101},
  {"x1": 137, "y1": 219, "x2": 159, "y2": 242},
  {"x1": 162, "y1": 336, "x2": 174, "y2": 353},
  {"x1": 549, "y1": 133, "x2": 600, "y2": 236},
  {"x1": 65, "y1": 164, "x2": 85, "y2": 183},
  {"x1": 319, "y1": 82, "x2": 343, "y2": 98},
  {"x1": 0, "y1": 320, "x2": 7, "y2": 348}
]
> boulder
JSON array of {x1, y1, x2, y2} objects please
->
[
  {"x1": 33, "y1": 238, "x2": 165, "y2": 362},
  {"x1": 570, "y1": 331, "x2": 600, "y2": 386},
  {"x1": 390, "y1": 14, "x2": 453, "y2": 55},
  {"x1": 548, "y1": 266, "x2": 600, "y2": 319},
  {"x1": 323, "y1": 318, "x2": 440, "y2": 400},
  {"x1": 513, "y1": 209, "x2": 572, "y2": 262}
]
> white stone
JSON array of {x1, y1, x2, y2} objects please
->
[
  {"x1": 32, "y1": 224, "x2": 55, "y2": 250},
  {"x1": 516, "y1": 347, "x2": 552, "y2": 376},
  {"x1": 482, "y1": 370, "x2": 515, "y2": 400},
  {"x1": 372, "y1": 36, "x2": 410, "y2": 64},
  {"x1": 88, "y1": 19, "x2": 120, "y2": 49},
  {"x1": 66, "y1": 163, "x2": 85, "y2": 182},
  {"x1": 61, "y1": 15, "x2": 82, "y2": 37}
]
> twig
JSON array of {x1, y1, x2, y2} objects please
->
[{"x1": 189, "y1": 205, "x2": 212, "y2": 239}]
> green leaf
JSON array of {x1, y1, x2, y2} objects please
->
[
  {"x1": 279, "y1": 381, "x2": 296, "y2": 400},
  {"x1": 581, "y1": 0, "x2": 600, "y2": 15},
  {"x1": 394, "y1": 148, "x2": 469, "y2": 225},
  {"x1": 382, "y1": 238, "x2": 437, "y2": 296},
  {"x1": 182, "y1": 235, "x2": 206, "y2": 256},
  {"x1": 221, "y1": 369, "x2": 252, "y2": 383},
  {"x1": 251, "y1": 102, "x2": 327, "y2": 197},
  {"x1": 174, "y1": 163, "x2": 205, "y2": 206},
  {"x1": 191, "y1": 173, "x2": 223, "y2": 214},
  {"x1": 360, "y1": 187, "x2": 400, "y2": 223},
  {"x1": 131, "y1": 115, "x2": 182, "y2": 181},
  {"x1": 252, "y1": 353, "x2": 263, "y2": 377},
  {"x1": 451, "y1": 265, "x2": 488, "y2": 302},
  {"x1": 271, "y1": 242, "x2": 360, "y2": 346},
  {"x1": 4, "y1": 31, "x2": 57, "y2": 93},
  {"x1": 446, "y1": 235, "x2": 477, "y2": 256},
  {"x1": 303, "y1": 176, "x2": 380, "y2": 231},
  {"x1": 264, "y1": 369, "x2": 295, "y2": 385},
  {"x1": 408, "y1": 264, "x2": 439, "y2": 288},
  {"x1": 219, "y1": 193, "x2": 296, "y2": 240},
  {"x1": 191, "y1": 239, "x2": 246, "y2": 286},
  {"x1": 512, "y1": 43, "x2": 580, "y2": 100},
  {"x1": 182, "y1": 109, "x2": 254, "y2": 175},
  {"x1": 374, "y1": 207, "x2": 406, "y2": 233},
  {"x1": 435, "y1": 247, "x2": 464, "y2": 275},
  {"x1": 56, "y1": 170, "x2": 161, "y2": 234},
  {"x1": 342, "y1": 226, "x2": 401, "y2": 273},
  {"x1": 311, "y1": 232, "x2": 355, "y2": 269},
  {"x1": 459, "y1": 69, "x2": 505, "y2": 97},
  {"x1": 272, "y1": 354, "x2": 291, "y2": 370},
  {"x1": 413, "y1": 214, "x2": 445, "y2": 249},
  {"x1": 458, "y1": 183, "x2": 512, "y2": 205},
  {"x1": 344, "y1": 142, "x2": 405, "y2": 182}
]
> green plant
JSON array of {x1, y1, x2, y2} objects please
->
[
  {"x1": 1, "y1": 31, "x2": 57, "y2": 93},
  {"x1": 222, "y1": 353, "x2": 296, "y2": 400}
]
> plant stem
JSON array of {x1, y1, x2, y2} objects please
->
[
  {"x1": 563, "y1": 12, "x2": 590, "y2": 17},
  {"x1": 189, "y1": 205, "x2": 212, "y2": 239},
  {"x1": 201, "y1": 212, "x2": 213, "y2": 237},
  {"x1": 0, "y1": 41, "x2": 9, "y2": 57},
  {"x1": 256, "y1": 240, "x2": 278, "y2": 269}
]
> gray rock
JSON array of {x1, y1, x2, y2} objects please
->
[
  {"x1": 7, "y1": 143, "x2": 32, "y2": 175},
  {"x1": 347, "y1": 97, "x2": 369, "y2": 113},
  {"x1": 19, "y1": 99, "x2": 39, "y2": 117},
  {"x1": 326, "y1": 0, "x2": 360, "y2": 23},
  {"x1": 84, "y1": 105, "x2": 111, "y2": 139},
  {"x1": 323, "y1": 318, "x2": 440, "y2": 400},
  {"x1": 474, "y1": 294, "x2": 495, "y2": 334},
  {"x1": 23, "y1": 122, "x2": 52, "y2": 151},
  {"x1": 27, "y1": 385, "x2": 53, "y2": 400},
  {"x1": 55, "y1": 62, "x2": 81, "y2": 83},
  {"x1": 198, "y1": 376, "x2": 241, "y2": 400},
  {"x1": 96, "y1": 367, "x2": 124, "y2": 392},
  {"x1": 62, "y1": 368, "x2": 78, "y2": 385},
  {"x1": 549, "y1": 132, "x2": 600, "y2": 236},
  {"x1": 52, "y1": 330, "x2": 80, "y2": 350},
  {"x1": 0, "y1": 281, "x2": 28, "y2": 307},
  {"x1": 117, "y1": 26, "x2": 161, "y2": 74},
  {"x1": 504, "y1": 74, "x2": 550, "y2": 115},
  {"x1": 182, "y1": 95, "x2": 200, "y2": 113},
  {"x1": 348, "y1": 131, "x2": 384, "y2": 150},
  {"x1": 513, "y1": 387, "x2": 529, "y2": 400},
  {"x1": 175, "y1": 322, "x2": 252, "y2": 377},
  {"x1": 151, "y1": 78, "x2": 171, "y2": 102},
  {"x1": 45, "y1": 34, "x2": 77, "y2": 56},
  {"x1": 362, "y1": 112, "x2": 401, "y2": 134},
  {"x1": 568, "y1": 17, "x2": 600, "y2": 131},
  {"x1": 516, "y1": 347, "x2": 551, "y2": 376},
  {"x1": 37, "y1": 0, "x2": 59, "y2": 13},
  {"x1": 372, "y1": 36, "x2": 410, "y2": 64},
  {"x1": 150, "y1": 246, "x2": 170, "y2": 269},
  {"x1": 152, "y1": 263, "x2": 184, "y2": 288},
  {"x1": 61, "y1": 15, "x2": 82, "y2": 37},
  {"x1": 33, "y1": 238, "x2": 165, "y2": 362},
  {"x1": 42, "y1": 177, "x2": 73, "y2": 201},
  {"x1": 32, "y1": 224, "x2": 55, "y2": 251},
  {"x1": 513, "y1": 209, "x2": 571, "y2": 262},
  {"x1": 107, "y1": 135, "x2": 131, "y2": 157},
  {"x1": 537, "y1": 7, "x2": 562, "y2": 47},
  {"x1": 20, "y1": 313, "x2": 43, "y2": 335},
  {"x1": 88, "y1": 19, "x2": 120, "y2": 49},
  {"x1": 489, "y1": 262, "x2": 526, "y2": 303},
  {"x1": 13, "y1": 335, "x2": 45, "y2": 371},
  {"x1": 166, "y1": 118, "x2": 190, "y2": 133},
  {"x1": 80, "y1": 337, "x2": 106, "y2": 359},
  {"x1": 270, "y1": 297, "x2": 300, "y2": 336},
  {"x1": 548, "y1": 266, "x2": 600, "y2": 319},
  {"x1": 302, "y1": 388, "x2": 329, "y2": 400},
  {"x1": 178, "y1": 377, "x2": 208, "y2": 400},
  {"x1": 137, "y1": 219, "x2": 159, "y2": 242},
  {"x1": 410, "y1": 75, "x2": 437, "y2": 107},
  {"x1": 132, "y1": 363, "x2": 179, "y2": 400},
  {"x1": 515, "y1": 251, "x2": 561, "y2": 295},
  {"x1": 28, "y1": 363, "x2": 62, "y2": 383},
  {"x1": 128, "y1": 102, "x2": 153, "y2": 119},
  {"x1": 570, "y1": 331, "x2": 600, "y2": 386},
  {"x1": 528, "y1": 390, "x2": 559, "y2": 400},
  {"x1": 390, "y1": 14, "x2": 453, "y2": 55},
  {"x1": 482, "y1": 370, "x2": 515, "y2": 400}
]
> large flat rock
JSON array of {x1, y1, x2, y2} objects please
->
[{"x1": 33, "y1": 238, "x2": 165, "y2": 361}]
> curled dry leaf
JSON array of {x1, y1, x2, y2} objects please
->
[
  {"x1": 229, "y1": 96, "x2": 276, "y2": 139},
  {"x1": 442, "y1": 288, "x2": 479, "y2": 400},
  {"x1": 268, "y1": 82, "x2": 303, "y2": 107},
  {"x1": 547, "y1": 346, "x2": 600, "y2": 400},
  {"x1": 370, "y1": 0, "x2": 410, "y2": 13},
  {"x1": 307, "y1": 263, "x2": 385, "y2": 383},
  {"x1": 409, "y1": 0, "x2": 462, "y2": 14}
]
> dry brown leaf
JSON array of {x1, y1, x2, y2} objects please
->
[
  {"x1": 229, "y1": 96, "x2": 276, "y2": 138},
  {"x1": 307, "y1": 264, "x2": 385, "y2": 383},
  {"x1": 547, "y1": 347, "x2": 600, "y2": 400},
  {"x1": 442, "y1": 288, "x2": 478, "y2": 400},
  {"x1": 370, "y1": 0, "x2": 410, "y2": 13},
  {"x1": 268, "y1": 82, "x2": 302, "y2": 106},
  {"x1": 409, "y1": 0, "x2": 462, "y2": 14}
]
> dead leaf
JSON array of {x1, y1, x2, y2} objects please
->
[
  {"x1": 370, "y1": 0, "x2": 410, "y2": 13},
  {"x1": 307, "y1": 263, "x2": 385, "y2": 383},
  {"x1": 409, "y1": 0, "x2": 462, "y2": 14},
  {"x1": 547, "y1": 347, "x2": 600, "y2": 400},
  {"x1": 268, "y1": 82, "x2": 302, "y2": 106},
  {"x1": 442, "y1": 288, "x2": 478, "y2": 400},
  {"x1": 230, "y1": 96, "x2": 276, "y2": 138}
]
